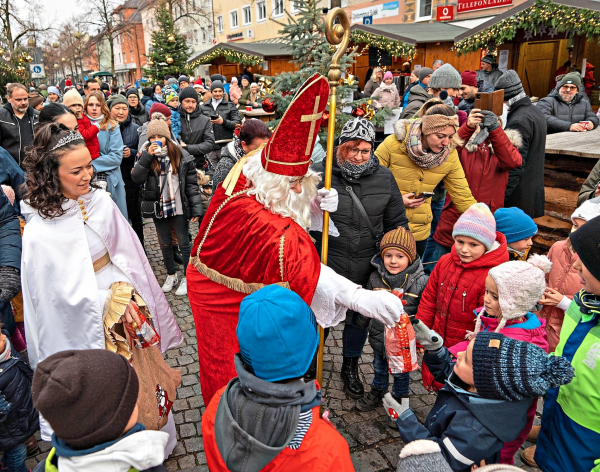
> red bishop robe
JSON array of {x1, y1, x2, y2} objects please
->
[{"x1": 186, "y1": 173, "x2": 321, "y2": 404}]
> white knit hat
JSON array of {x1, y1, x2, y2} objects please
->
[
  {"x1": 477, "y1": 254, "x2": 552, "y2": 333},
  {"x1": 571, "y1": 196, "x2": 600, "y2": 223}
]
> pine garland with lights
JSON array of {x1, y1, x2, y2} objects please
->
[
  {"x1": 455, "y1": 0, "x2": 600, "y2": 54},
  {"x1": 189, "y1": 47, "x2": 262, "y2": 68},
  {"x1": 146, "y1": 4, "x2": 191, "y2": 81},
  {"x1": 350, "y1": 31, "x2": 415, "y2": 58}
]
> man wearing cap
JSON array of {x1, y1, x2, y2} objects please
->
[
  {"x1": 400, "y1": 67, "x2": 433, "y2": 119},
  {"x1": 202, "y1": 286, "x2": 354, "y2": 471},
  {"x1": 537, "y1": 72, "x2": 598, "y2": 133},
  {"x1": 178, "y1": 87, "x2": 215, "y2": 168},
  {"x1": 187, "y1": 74, "x2": 404, "y2": 404},
  {"x1": 200, "y1": 80, "x2": 241, "y2": 167},
  {"x1": 495, "y1": 70, "x2": 547, "y2": 219},
  {"x1": 477, "y1": 54, "x2": 504, "y2": 87},
  {"x1": 178, "y1": 75, "x2": 190, "y2": 89},
  {"x1": 458, "y1": 69, "x2": 495, "y2": 115}
]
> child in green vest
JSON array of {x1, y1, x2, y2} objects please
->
[{"x1": 528, "y1": 214, "x2": 600, "y2": 472}]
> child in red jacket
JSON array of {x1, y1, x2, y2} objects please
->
[
  {"x1": 63, "y1": 89, "x2": 100, "y2": 159},
  {"x1": 416, "y1": 202, "x2": 508, "y2": 391}
]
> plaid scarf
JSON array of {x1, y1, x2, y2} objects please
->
[
  {"x1": 406, "y1": 120, "x2": 451, "y2": 169},
  {"x1": 158, "y1": 149, "x2": 177, "y2": 218}
]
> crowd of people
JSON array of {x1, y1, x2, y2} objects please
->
[{"x1": 0, "y1": 53, "x2": 599, "y2": 472}]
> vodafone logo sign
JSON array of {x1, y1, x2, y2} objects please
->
[{"x1": 436, "y1": 5, "x2": 454, "y2": 21}]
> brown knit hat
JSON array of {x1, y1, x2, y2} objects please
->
[
  {"x1": 28, "y1": 92, "x2": 44, "y2": 109},
  {"x1": 421, "y1": 114, "x2": 459, "y2": 136},
  {"x1": 32, "y1": 349, "x2": 139, "y2": 450},
  {"x1": 146, "y1": 113, "x2": 171, "y2": 139},
  {"x1": 380, "y1": 227, "x2": 417, "y2": 264}
]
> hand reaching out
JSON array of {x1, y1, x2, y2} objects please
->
[{"x1": 539, "y1": 287, "x2": 565, "y2": 306}]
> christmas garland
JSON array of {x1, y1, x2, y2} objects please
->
[
  {"x1": 189, "y1": 47, "x2": 263, "y2": 68},
  {"x1": 455, "y1": 0, "x2": 600, "y2": 54},
  {"x1": 350, "y1": 30, "x2": 416, "y2": 58}
]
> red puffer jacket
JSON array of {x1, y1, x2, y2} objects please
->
[
  {"x1": 416, "y1": 231, "x2": 509, "y2": 390},
  {"x1": 433, "y1": 124, "x2": 522, "y2": 248}
]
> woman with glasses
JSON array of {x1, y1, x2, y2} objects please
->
[{"x1": 310, "y1": 117, "x2": 408, "y2": 401}]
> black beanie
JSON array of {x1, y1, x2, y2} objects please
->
[
  {"x1": 211, "y1": 80, "x2": 224, "y2": 92},
  {"x1": 142, "y1": 87, "x2": 153, "y2": 97},
  {"x1": 179, "y1": 86, "x2": 199, "y2": 103},
  {"x1": 570, "y1": 214, "x2": 600, "y2": 282},
  {"x1": 125, "y1": 88, "x2": 140, "y2": 98},
  {"x1": 32, "y1": 350, "x2": 139, "y2": 449}
]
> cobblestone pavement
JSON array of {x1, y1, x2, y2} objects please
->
[{"x1": 25, "y1": 221, "x2": 542, "y2": 471}]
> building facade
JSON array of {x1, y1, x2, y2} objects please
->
[{"x1": 112, "y1": 0, "x2": 148, "y2": 85}]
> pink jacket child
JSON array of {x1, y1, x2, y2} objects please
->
[
  {"x1": 449, "y1": 254, "x2": 551, "y2": 465},
  {"x1": 229, "y1": 78, "x2": 242, "y2": 104}
]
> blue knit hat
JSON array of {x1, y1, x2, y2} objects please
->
[
  {"x1": 237, "y1": 285, "x2": 318, "y2": 382},
  {"x1": 494, "y1": 207, "x2": 538, "y2": 243},
  {"x1": 472, "y1": 332, "x2": 574, "y2": 401}
]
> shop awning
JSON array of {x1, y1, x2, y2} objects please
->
[{"x1": 188, "y1": 42, "x2": 293, "y2": 68}]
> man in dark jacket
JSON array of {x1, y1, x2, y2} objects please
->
[
  {"x1": 399, "y1": 67, "x2": 433, "y2": 119},
  {"x1": 126, "y1": 88, "x2": 149, "y2": 127},
  {"x1": 200, "y1": 80, "x2": 241, "y2": 167},
  {"x1": 477, "y1": 55, "x2": 504, "y2": 87},
  {"x1": 495, "y1": 70, "x2": 547, "y2": 219},
  {"x1": 458, "y1": 69, "x2": 495, "y2": 115},
  {"x1": 0, "y1": 83, "x2": 39, "y2": 168},
  {"x1": 537, "y1": 72, "x2": 599, "y2": 133},
  {"x1": 0, "y1": 186, "x2": 21, "y2": 336},
  {"x1": 178, "y1": 87, "x2": 215, "y2": 169}
]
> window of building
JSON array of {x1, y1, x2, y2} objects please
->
[
  {"x1": 202, "y1": 28, "x2": 207, "y2": 42},
  {"x1": 272, "y1": 0, "x2": 284, "y2": 17},
  {"x1": 151, "y1": 17, "x2": 154, "y2": 27},
  {"x1": 230, "y1": 9, "x2": 239, "y2": 29},
  {"x1": 118, "y1": 52, "x2": 122, "y2": 63},
  {"x1": 130, "y1": 50, "x2": 133, "y2": 62},
  {"x1": 216, "y1": 15, "x2": 224, "y2": 32},
  {"x1": 192, "y1": 0, "x2": 195, "y2": 8},
  {"x1": 291, "y1": 0, "x2": 300, "y2": 13},
  {"x1": 257, "y1": 1, "x2": 267, "y2": 21},
  {"x1": 242, "y1": 5, "x2": 252, "y2": 25},
  {"x1": 416, "y1": 0, "x2": 432, "y2": 20}
]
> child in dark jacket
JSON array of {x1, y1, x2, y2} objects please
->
[
  {"x1": 355, "y1": 227, "x2": 428, "y2": 423},
  {"x1": 0, "y1": 326, "x2": 39, "y2": 472},
  {"x1": 494, "y1": 207, "x2": 538, "y2": 261},
  {"x1": 164, "y1": 91, "x2": 181, "y2": 141},
  {"x1": 383, "y1": 323, "x2": 574, "y2": 472},
  {"x1": 32, "y1": 349, "x2": 168, "y2": 472}
]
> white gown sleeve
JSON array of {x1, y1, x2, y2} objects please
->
[{"x1": 311, "y1": 264, "x2": 356, "y2": 328}]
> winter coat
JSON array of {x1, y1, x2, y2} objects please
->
[
  {"x1": 537, "y1": 89, "x2": 599, "y2": 133},
  {"x1": 416, "y1": 232, "x2": 509, "y2": 390},
  {"x1": 0, "y1": 146, "x2": 25, "y2": 199},
  {"x1": 400, "y1": 82, "x2": 418, "y2": 108},
  {"x1": 396, "y1": 345, "x2": 531, "y2": 472},
  {"x1": 228, "y1": 84, "x2": 242, "y2": 103},
  {"x1": 310, "y1": 153, "x2": 409, "y2": 289},
  {"x1": 0, "y1": 189, "x2": 21, "y2": 331},
  {"x1": 237, "y1": 86, "x2": 252, "y2": 110},
  {"x1": 166, "y1": 105, "x2": 181, "y2": 140},
  {"x1": 131, "y1": 145, "x2": 203, "y2": 221},
  {"x1": 577, "y1": 158, "x2": 600, "y2": 206},
  {"x1": 94, "y1": 123, "x2": 128, "y2": 218},
  {"x1": 504, "y1": 95, "x2": 547, "y2": 219},
  {"x1": 376, "y1": 119, "x2": 477, "y2": 241},
  {"x1": 433, "y1": 123, "x2": 523, "y2": 248},
  {"x1": 373, "y1": 83, "x2": 400, "y2": 109},
  {"x1": 179, "y1": 104, "x2": 216, "y2": 168},
  {"x1": 212, "y1": 141, "x2": 239, "y2": 192},
  {"x1": 476, "y1": 68, "x2": 504, "y2": 87},
  {"x1": 364, "y1": 255, "x2": 428, "y2": 355},
  {"x1": 0, "y1": 103, "x2": 39, "y2": 167},
  {"x1": 0, "y1": 337, "x2": 39, "y2": 451},
  {"x1": 399, "y1": 84, "x2": 430, "y2": 119},
  {"x1": 364, "y1": 78, "x2": 381, "y2": 98},
  {"x1": 540, "y1": 240, "x2": 582, "y2": 352},
  {"x1": 457, "y1": 80, "x2": 495, "y2": 115},
  {"x1": 129, "y1": 104, "x2": 149, "y2": 127},
  {"x1": 200, "y1": 99, "x2": 242, "y2": 142},
  {"x1": 77, "y1": 115, "x2": 100, "y2": 160},
  {"x1": 118, "y1": 114, "x2": 140, "y2": 190},
  {"x1": 141, "y1": 95, "x2": 154, "y2": 113}
]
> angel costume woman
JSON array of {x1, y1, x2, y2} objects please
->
[{"x1": 20, "y1": 123, "x2": 182, "y2": 454}]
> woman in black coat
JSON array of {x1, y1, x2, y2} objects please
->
[
  {"x1": 311, "y1": 118, "x2": 408, "y2": 399},
  {"x1": 132, "y1": 115, "x2": 203, "y2": 297}
]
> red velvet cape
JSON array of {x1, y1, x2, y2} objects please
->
[{"x1": 187, "y1": 174, "x2": 321, "y2": 404}]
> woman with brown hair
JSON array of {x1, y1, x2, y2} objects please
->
[
  {"x1": 20, "y1": 122, "x2": 182, "y2": 452},
  {"x1": 132, "y1": 114, "x2": 203, "y2": 296},
  {"x1": 84, "y1": 90, "x2": 127, "y2": 217}
]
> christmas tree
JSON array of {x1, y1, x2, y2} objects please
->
[
  {"x1": 146, "y1": 3, "x2": 191, "y2": 82},
  {"x1": 263, "y1": 0, "x2": 394, "y2": 137}
]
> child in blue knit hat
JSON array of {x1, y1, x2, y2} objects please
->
[
  {"x1": 494, "y1": 207, "x2": 538, "y2": 261},
  {"x1": 382, "y1": 322, "x2": 574, "y2": 472}
]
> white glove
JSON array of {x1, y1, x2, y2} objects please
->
[
  {"x1": 413, "y1": 320, "x2": 444, "y2": 351},
  {"x1": 349, "y1": 289, "x2": 403, "y2": 328},
  {"x1": 317, "y1": 187, "x2": 338, "y2": 213},
  {"x1": 383, "y1": 393, "x2": 410, "y2": 421}
]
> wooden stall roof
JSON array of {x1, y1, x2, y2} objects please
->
[
  {"x1": 350, "y1": 23, "x2": 470, "y2": 44},
  {"x1": 188, "y1": 42, "x2": 293, "y2": 64}
]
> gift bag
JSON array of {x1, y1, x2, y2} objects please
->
[{"x1": 385, "y1": 290, "x2": 419, "y2": 374}]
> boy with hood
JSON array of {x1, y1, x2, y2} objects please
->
[
  {"x1": 164, "y1": 91, "x2": 181, "y2": 140},
  {"x1": 32, "y1": 349, "x2": 168, "y2": 472},
  {"x1": 383, "y1": 322, "x2": 574, "y2": 472},
  {"x1": 202, "y1": 285, "x2": 354, "y2": 471}
]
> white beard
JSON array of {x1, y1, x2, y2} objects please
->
[{"x1": 243, "y1": 151, "x2": 320, "y2": 231}]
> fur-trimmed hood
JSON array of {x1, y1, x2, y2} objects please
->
[
  {"x1": 464, "y1": 126, "x2": 522, "y2": 153},
  {"x1": 393, "y1": 118, "x2": 464, "y2": 149}
]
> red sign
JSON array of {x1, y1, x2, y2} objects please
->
[
  {"x1": 436, "y1": 5, "x2": 454, "y2": 21},
  {"x1": 457, "y1": 0, "x2": 512, "y2": 13}
]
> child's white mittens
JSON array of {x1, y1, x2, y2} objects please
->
[
  {"x1": 383, "y1": 393, "x2": 410, "y2": 421},
  {"x1": 413, "y1": 320, "x2": 444, "y2": 351}
]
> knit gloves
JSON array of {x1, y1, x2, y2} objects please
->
[
  {"x1": 471, "y1": 110, "x2": 500, "y2": 146},
  {"x1": 413, "y1": 320, "x2": 444, "y2": 352},
  {"x1": 383, "y1": 393, "x2": 410, "y2": 422},
  {"x1": 0, "y1": 267, "x2": 21, "y2": 301}
]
